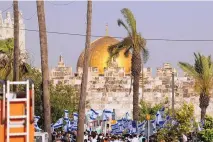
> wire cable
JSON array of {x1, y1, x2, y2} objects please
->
[
  {"x1": 2, "y1": 26, "x2": 213, "y2": 42},
  {"x1": 1, "y1": 5, "x2": 13, "y2": 13},
  {"x1": 46, "y1": 1, "x2": 76, "y2": 6},
  {"x1": 20, "y1": 11, "x2": 37, "y2": 20}
]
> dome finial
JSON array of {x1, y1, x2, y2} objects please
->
[
  {"x1": 105, "y1": 23, "x2": 108, "y2": 36},
  {"x1": 59, "y1": 54, "x2": 63, "y2": 62}
]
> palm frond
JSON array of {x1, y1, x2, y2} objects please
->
[
  {"x1": 117, "y1": 19, "x2": 132, "y2": 38},
  {"x1": 121, "y1": 8, "x2": 137, "y2": 35},
  {"x1": 124, "y1": 46, "x2": 132, "y2": 58},
  {"x1": 107, "y1": 37, "x2": 132, "y2": 66},
  {"x1": 178, "y1": 62, "x2": 199, "y2": 79},
  {"x1": 200, "y1": 55, "x2": 213, "y2": 94},
  {"x1": 142, "y1": 48, "x2": 149, "y2": 64},
  {"x1": 108, "y1": 37, "x2": 131, "y2": 54},
  {"x1": 107, "y1": 47, "x2": 125, "y2": 66},
  {"x1": 180, "y1": 53, "x2": 213, "y2": 95}
]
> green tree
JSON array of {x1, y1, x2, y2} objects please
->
[
  {"x1": 50, "y1": 84, "x2": 79, "y2": 123},
  {"x1": 198, "y1": 115, "x2": 213, "y2": 142},
  {"x1": 0, "y1": 38, "x2": 29, "y2": 80},
  {"x1": 157, "y1": 103, "x2": 195, "y2": 142},
  {"x1": 25, "y1": 68, "x2": 79, "y2": 129},
  {"x1": 179, "y1": 53, "x2": 213, "y2": 121},
  {"x1": 107, "y1": 8, "x2": 149, "y2": 121},
  {"x1": 139, "y1": 101, "x2": 163, "y2": 121}
]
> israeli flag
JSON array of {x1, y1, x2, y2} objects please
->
[
  {"x1": 111, "y1": 123, "x2": 118, "y2": 131},
  {"x1": 151, "y1": 119, "x2": 157, "y2": 133},
  {"x1": 90, "y1": 109, "x2": 99, "y2": 120},
  {"x1": 34, "y1": 116, "x2": 42, "y2": 131},
  {"x1": 71, "y1": 121, "x2": 78, "y2": 131},
  {"x1": 125, "y1": 112, "x2": 131, "y2": 120},
  {"x1": 151, "y1": 119, "x2": 156, "y2": 130},
  {"x1": 162, "y1": 115, "x2": 170, "y2": 127},
  {"x1": 53, "y1": 118, "x2": 64, "y2": 129},
  {"x1": 102, "y1": 109, "x2": 112, "y2": 121},
  {"x1": 103, "y1": 109, "x2": 112, "y2": 117},
  {"x1": 138, "y1": 121, "x2": 146, "y2": 133},
  {"x1": 160, "y1": 107, "x2": 165, "y2": 117},
  {"x1": 73, "y1": 112, "x2": 78, "y2": 121},
  {"x1": 128, "y1": 121, "x2": 133, "y2": 133},
  {"x1": 123, "y1": 120, "x2": 129, "y2": 129},
  {"x1": 64, "y1": 110, "x2": 69, "y2": 122},
  {"x1": 115, "y1": 130, "x2": 123, "y2": 135},
  {"x1": 156, "y1": 111, "x2": 164, "y2": 126}
]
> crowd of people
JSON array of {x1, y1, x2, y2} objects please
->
[{"x1": 52, "y1": 131, "x2": 147, "y2": 142}]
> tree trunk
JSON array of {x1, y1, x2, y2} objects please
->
[
  {"x1": 36, "y1": 1, "x2": 52, "y2": 141},
  {"x1": 141, "y1": 57, "x2": 144, "y2": 101},
  {"x1": 199, "y1": 92, "x2": 210, "y2": 121},
  {"x1": 13, "y1": 0, "x2": 19, "y2": 86},
  {"x1": 131, "y1": 50, "x2": 142, "y2": 121},
  {"x1": 201, "y1": 107, "x2": 207, "y2": 122},
  {"x1": 76, "y1": 0, "x2": 92, "y2": 141}
]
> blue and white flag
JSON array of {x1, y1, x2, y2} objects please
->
[
  {"x1": 156, "y1": 111, "x2": 164, "y2": 126},
  {"x1": 64, "y1": 110, "x2": 69, "y2": 122},
  {"x1": 123, "y1": 120, "x2": 129, "y2": 129},
  {"x1": 34, "y1": 116, "x2": 42, "y2": 131},
  {"x1": 53, "y1": 118, "x2": 64, "y2": 129},
  {"x1": 90, "y1": 109, "x2": 99, "y2": 120},
  {"x1": 63, "y1": 110, "x2": 69, "y2": 132},
  {"x1": 73, "y1": 112, "x2": 78, "y2": 121},
  {"x1": 162, "y1": 115, "x2": 171, "y2": 127},
  {"x1": 102, "y1": 109, "x2": 112, "y2": 121},
  {"x1": 151, "y1": 119, "x2": 157, "y2": 133},
  {"x1": 151, "y1": 119, "x2": 156, "y2": 130},
  {"x1": 71, "y1": 121, "x2": 78, "y2": 131},
  {"x1": 125, "y1": 112, "x2": 131, "y2": 120},
  {"x1": 138, "y1": 121, "x2": 146, "y2": 133}
]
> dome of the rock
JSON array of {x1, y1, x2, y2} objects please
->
[{"x1": 77, "y1": 36, "x2": 131, "y2": 74}]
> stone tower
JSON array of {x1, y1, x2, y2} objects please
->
[{"x1": 0, "y1": 11, "x2": 26, "y2": 56}]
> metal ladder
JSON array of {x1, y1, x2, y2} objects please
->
[{"x1": 6, "y1": 80, "x2": 30, "y2": 142}]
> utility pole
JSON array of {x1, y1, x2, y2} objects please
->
[
  {"x1": 172, "y1": 72, "x2": 175, "y2": 117},
  {"x1": 13, "y1": 0, "x2": 19, "y2": 90}
]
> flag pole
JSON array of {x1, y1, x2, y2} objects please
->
[
  {"x1": 147, "y1": 120, "x2": 150, "y2": 142},
  {"x1": 146, "y1": 114, "x2": 150, "y2": 142},
  {"x1": 104, "y1": 120, "x2": 107, "y2": 136}
]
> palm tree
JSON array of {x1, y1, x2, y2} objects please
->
[
  {"x1": 36, "y1": 0, "x2": 52, "y2": 140},
  {"x1": 108, "y1": 8, "x2": 148, "y2": 121},
  {"x1": 179, "y1": 53, "x2": 213, "y2": 121},
  {"x1": 0, "y1": 38, "x2": 29, "y2": 80},
  {"x1": 76, "y1": 0, "x2": 92, "y2": 141}
]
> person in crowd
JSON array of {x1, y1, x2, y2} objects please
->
[
  {"x1": 91, "y1": 131, "x2": 97, "y2": 142},
  {"x1": 84, "y1": 132, "x2": 89, "y2": 141},
  {"x1": 132, "y1": 134, "x2": 138, "y2": 142},
  {"x1": 97, "y1": 134, "x2": 104, "y2": 142}
]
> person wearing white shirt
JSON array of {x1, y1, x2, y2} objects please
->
[{"x1": 132, "y1": 134, "x2": 139, "y2": 142}]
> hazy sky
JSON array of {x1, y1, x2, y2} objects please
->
[{"x1": 1, "y1": 1, "x2": 213, "y2": 75}]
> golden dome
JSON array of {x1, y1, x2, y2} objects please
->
[{"x1": 77, "y1": 36, "x2": 131, "y2": 74}]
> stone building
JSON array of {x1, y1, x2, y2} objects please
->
[
  {"x1": 50, "y1": 34, "x2": 213, "y2": 119},
  {"x1": 49, "y1": 55, "x2": 72, "y2": 86},
  {"x1": 0, "y1": 11, "x2": 26, "y2": 55}
]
